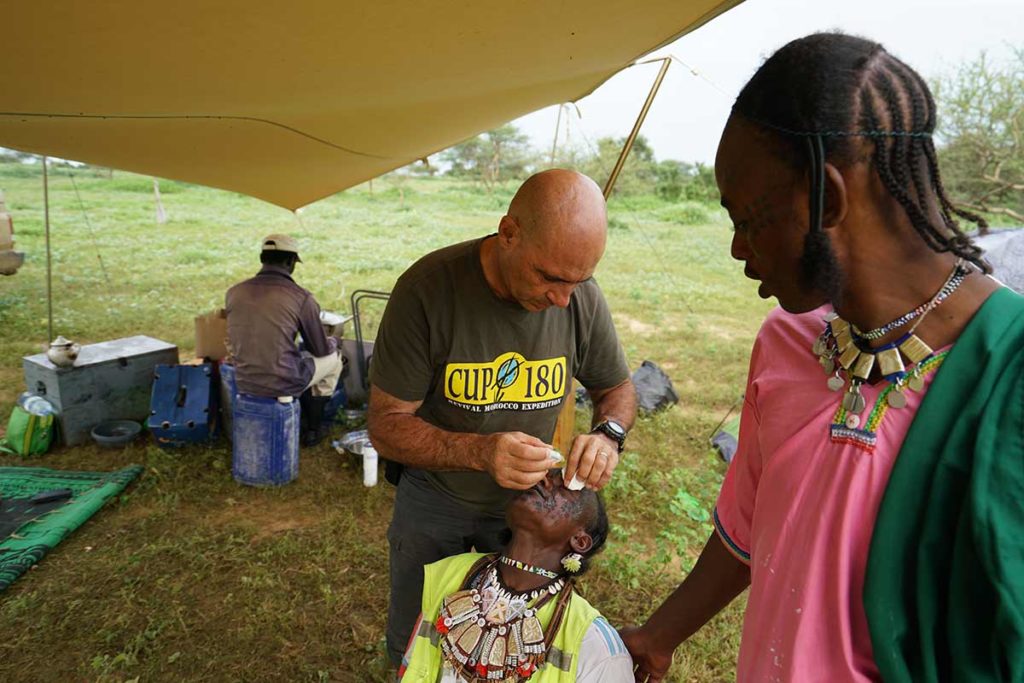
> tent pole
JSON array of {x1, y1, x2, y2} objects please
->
[
  {"x1": 549, "y1": 103, "x2": 564, "y2": 165},
  {"x1": 153, "y1": 178, "x2": 167, "y2": 224},
  {"x1": 43, "y1": 155, "x2": 53, "y2": 343},
  {"x1": 603, "y1": 57, "x2": 671, "y2": 200}
]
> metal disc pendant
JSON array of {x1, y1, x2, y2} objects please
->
[
  {"x1": 820, "y1": 356, "x2": 835, "y2": 374},
  {"x1": 812, "y1": 338, "x2": 826, "y2": 356},
  {"x1": 908, "y1": 375, "x2": 925, "y2": 392},
  {"x1": 887, "y1": 390, "x2": 907, "y2": 409},
  {"x1": 843, "y1": 391, "x2": 866, "y2": 414},
  {"x1": 827, "y1": 376, "x2": 845, "y2": 392}
]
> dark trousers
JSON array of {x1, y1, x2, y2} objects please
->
[{"x1": 385, "y1": 472, "x2": 507, "y2": 666}]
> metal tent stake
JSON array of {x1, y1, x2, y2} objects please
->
[{"x1": 603, "y1": 57, "x2": 671, "y2": 200}]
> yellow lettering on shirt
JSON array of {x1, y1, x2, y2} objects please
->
[{"x1": 444, "y1": 352, "x2": 566, "y2": 411}]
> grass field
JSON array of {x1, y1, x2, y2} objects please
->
[{"x1": 0, "y1": 163, "x2": 774, "y2": 682}]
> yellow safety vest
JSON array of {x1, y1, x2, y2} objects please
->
[{"x1": 402, "y1": 553, "x2": 600, "y2": 682}]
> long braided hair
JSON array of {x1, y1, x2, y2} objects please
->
[{"x1": 732, "y1": 32, "x2": 991, "y2": 273}]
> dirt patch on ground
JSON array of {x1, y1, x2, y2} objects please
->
[
  {"x1": 703, "y1": 322, "x2": 744, "y2": 341},
  {"x1": 615, "y1": 314, "x2": 656, "y2": 336},
  {"x1": 211, "y1": 499, "x2": 325, "y2": 543},
  {"x1": 247, "y1": 515, "x2": 322, "y2": 542}
]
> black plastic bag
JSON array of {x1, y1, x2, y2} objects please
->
[
  {"x1": 632, "y1": 360, "x2": 679, "y2": 414},
  {"x1": 711, "y1": 414, "x2": 741, "y2": 463}
]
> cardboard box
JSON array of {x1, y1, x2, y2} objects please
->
[{"x1": 195, "y1": 308, "x2": 229, "y2": 360}]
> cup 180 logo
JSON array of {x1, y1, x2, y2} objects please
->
[{"x1": 444, "y1": 352, "x2": 566, "y2": 412}]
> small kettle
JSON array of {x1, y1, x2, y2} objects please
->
[{"x1": 47, "y1": 335, "x2": 81, "y2": 368}]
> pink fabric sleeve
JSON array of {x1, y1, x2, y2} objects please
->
[{"x1": 713, "y1": 334, "x2": 767, "y2": 565}]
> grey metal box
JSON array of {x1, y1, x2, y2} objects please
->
[{"x1": 23, "y1": 335, "x2": 179, "y2": 446}]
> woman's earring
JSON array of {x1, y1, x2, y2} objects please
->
[{"x1": 561, "y1": 553, "x2": 583, "y2": 574}]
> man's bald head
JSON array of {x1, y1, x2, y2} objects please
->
[
  {"x1": 507, "y1": 169, "x2": 608, "y2": 252},
  {"x1": 486, "y1": 169, "x2": 609, "y2": 311}
]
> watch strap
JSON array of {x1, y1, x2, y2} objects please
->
[{"x1": 591, "y1": 421, "x2": 626, "y2": 453}]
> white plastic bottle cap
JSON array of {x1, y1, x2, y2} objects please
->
[{"x1": 548, "y1": 449, "x2": 564, "y2": 466}]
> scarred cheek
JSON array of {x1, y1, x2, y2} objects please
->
[
  {"x1": 556, "y1": 496, "x2": 583, "y2": 518},
  {"x1": 527, "y1": 495, "x2": 558, "y2": 513}
]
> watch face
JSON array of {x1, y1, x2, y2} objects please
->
[{"x1": 604, "y1": 420, "x2": 626, "y2": 438}]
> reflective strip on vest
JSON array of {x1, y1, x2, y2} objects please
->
[
  {"x1": 546, "y1": 646, "x2": 574, "y2": 672},
  {"x1": 417, "y1": 618, "x2": 441, "y2": 646}
]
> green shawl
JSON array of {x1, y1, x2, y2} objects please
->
[{"x1": 865, "y1": 286, "x2": 1024, "y2": 681}]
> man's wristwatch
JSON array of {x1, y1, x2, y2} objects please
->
[{"x1": 591, "y1": 420, "x2": 627, "y2": 453}]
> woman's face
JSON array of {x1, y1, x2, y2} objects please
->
[
  {"x1": 716, "y1": 115, "x2": 837, "y2": 314},
  {"x1": 506, "y1": 470, "x2": 594, "y2": 546}
]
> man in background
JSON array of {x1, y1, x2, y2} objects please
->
[{"x1": 226, "y1": 234, "x2": 342, "y2": 446}]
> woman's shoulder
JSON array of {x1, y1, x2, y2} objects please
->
[{"x1": 574, "y1": 615, "x2": 634, "y2": 683}]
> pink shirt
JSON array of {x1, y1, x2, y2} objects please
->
[{"x1": 715, "y1": 306, "x2": 947, "y2": 682}]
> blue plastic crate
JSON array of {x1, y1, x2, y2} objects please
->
[{"x1": 148, "y1": 363, "x2": 218, "y2": 447}]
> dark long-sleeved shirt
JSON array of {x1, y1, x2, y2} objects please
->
[{"x1": 225, "y1": 264, "x2": 337, "y2": 397}]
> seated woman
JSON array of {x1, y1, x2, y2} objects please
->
[{"x1": 399, "y1": 470, "x2": 633, "y2": 682}]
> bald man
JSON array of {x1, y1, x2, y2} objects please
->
[{"x1": 368, "y1": 169, "x2": 637, "y2": 665}]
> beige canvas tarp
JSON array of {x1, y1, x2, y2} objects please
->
[{"x1": 0, "y1": 1, "x2": 741, "y2": 209}]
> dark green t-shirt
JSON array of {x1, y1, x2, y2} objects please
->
[{"x1": 370, "y1": 236, "x2": 630, "y2": 514}]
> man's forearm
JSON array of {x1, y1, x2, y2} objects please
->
[
  {"x1": 590, "y1": 379, "x2": 637, "y2": 431},
  {"x1": 644, "y1": 532, "x2": 750, "y2": 650},
  {"x1": 368, "y1": 411, "x2": 489, "y2": 471}
]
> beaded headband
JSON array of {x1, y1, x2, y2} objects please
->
[
  {"x1": 734, "y1": 110, "x2": 934, "y2": 139},
  {"x1": 734, "y1": 111, "x2": 932, "y2": 234}
]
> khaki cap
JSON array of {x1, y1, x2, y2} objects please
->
[{"x1": 261, "y1": 233, "x2": 302, "y2": 261}]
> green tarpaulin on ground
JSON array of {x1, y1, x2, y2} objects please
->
[{"x1": 0, "y1": 465, "x2": 143, "y2": 592}]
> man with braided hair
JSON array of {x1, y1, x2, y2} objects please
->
[{"x1": 621, "y1": 33, "x2": 1024, "y2": 682}]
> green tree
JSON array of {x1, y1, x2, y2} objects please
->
[
  {"x1": 404, "y1": 157, "x2": 437, "y2": 177},
  {"x1": 579, "y1": 134, "x2": 658, "y2": 197},
  {"x1": 935, "y1": 48, "x2": 1024, "y2": 225},
  {"x1": 652, "y1": 160, "x2": 719, "y2": 203},
  {"x1": 682, "y1": 162, "x2": 720, "y2": 203},
  {"x1": 653, "y1": 159, "x2": 690, "y2": 201},
  {"x1": 441, "y1": 124, "x2": 536, "y2": 191}
]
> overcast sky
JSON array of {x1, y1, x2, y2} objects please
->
[{"x1": 511, "y1": 0, "x2": 1024, "y2": 165}]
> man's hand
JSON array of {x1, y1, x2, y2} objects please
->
[
  {"x1": 619, "y1": 626, "x2": 673, "y2": 683},
  {"x1": 572, "y1": 377, "x2": 636, "y2": 490},
  {"x1": 617, "y1": 534, "x2": 751, "y2": 683},
  {"x1": 483, "y1": 432, "x2": 554, "y2": 490},
  {"x1": 564, "y1": 432, "x2": 619, "y2": 489},
  {"x1": 369, "y1": 385, "x2": 560, "y2": 482}
]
